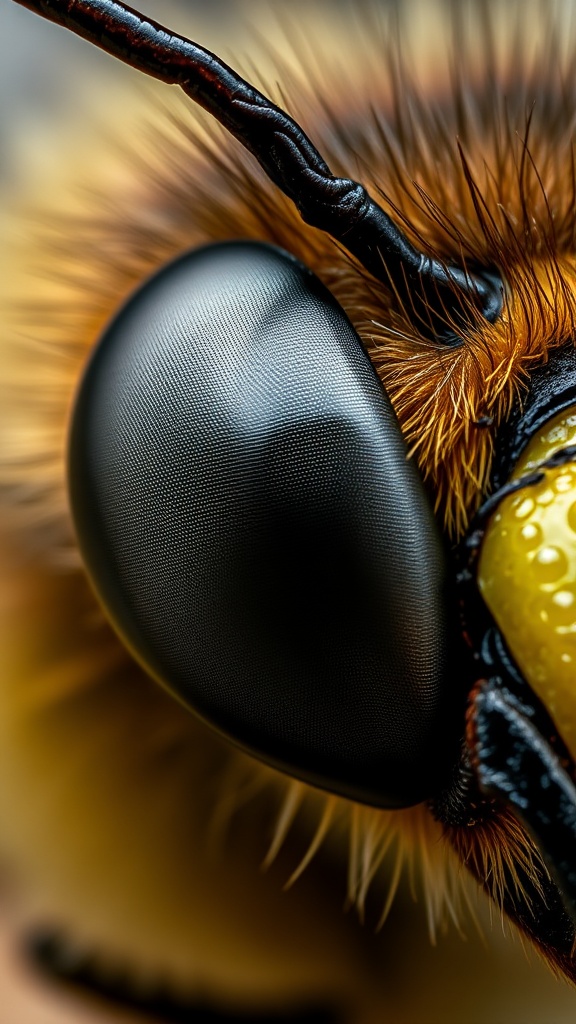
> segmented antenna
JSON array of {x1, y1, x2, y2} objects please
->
[{"x1": 13, "y1": 0, "x2": 503, "y2": 340}]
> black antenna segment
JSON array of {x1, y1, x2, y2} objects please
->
[{"x1": 13, "y1": 0, "x2": 503, "y2": 339}]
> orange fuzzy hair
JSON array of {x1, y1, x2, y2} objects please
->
[{"x1": 2, "y1": 1, "x2": 576, "y2": 1019}]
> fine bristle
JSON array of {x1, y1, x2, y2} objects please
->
[{"x1": 3, "y1": 1, "x2": 576, "y2": 1017}]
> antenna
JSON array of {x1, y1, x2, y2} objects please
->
[{"x1": 12, "y1": 0, "x2": 503, "y2": 339}]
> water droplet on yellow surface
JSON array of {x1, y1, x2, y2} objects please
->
[
  {"x1": 548, "y1": 424, "x2": 568, "y2": 445},
  {"x1": 551, "y1": 587, "x2": 576, "y2": 627},
  {"x1": 519, "y1": 523, "x2": 541, "y2": 548},
  {"x1": 514, "y1": 497, "x2": 535, "y2": 519},
  {"x1": 555, "y1": 473, "x2": 574, "y2": 494},
  {"x1": 537, "y1": 487, "x2": 556, "y2": 506},
  {"x1": 532, "y1": 545, "x2": 568, "y2": 583}
]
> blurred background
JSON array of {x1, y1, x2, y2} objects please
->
[
  {"x1": 0, "y1": 0, "x2": 361, "y2": 182},
  {"x1": 1, "y1": 0, "x2": 247, "y2": 184}
]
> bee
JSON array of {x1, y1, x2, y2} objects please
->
[{"x1": 3, "y1": 1, "x2": 576, "y2": 1021}]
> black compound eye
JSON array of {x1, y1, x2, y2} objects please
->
[{"x1": 69, "y1": 241, "x2": 454, "y2": 808}]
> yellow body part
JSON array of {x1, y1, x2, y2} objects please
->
[{"x1": 478, "y1": 409, "x2": 576, "y2": 753}]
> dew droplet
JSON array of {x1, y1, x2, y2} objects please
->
[
  {"x1": 532, "y1": 545, "x2": 568, "y2": 583},
  {"x1": 514, "y1": 497, "x2": 535, "y2": 519},
  {"x1": 547, "y1": 424, "x2": 568, "y2": 445},
  {"x1": 519, "y1": 522, "x2": 541, "y2": 549},
  {"x1": 551, "y1": 587, "x2": 576, "y2": 627},
  {"x1": 536, "y1": 487, "x2": 556, "y2": 507},
  {"x1": 554, "y1": 473, "x2": 575, "y2": 494}
]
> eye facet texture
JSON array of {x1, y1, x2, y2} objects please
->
[{"x1": 69, "y1": 241, "x2": 452, "y2": 807}]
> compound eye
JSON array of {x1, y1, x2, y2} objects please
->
[
  {"x1": 69, "y1": 241, "x2": 453, "y2": 808},
  {"x1": 478, "y1": 406, "x2": 576, "y2": 758}
]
